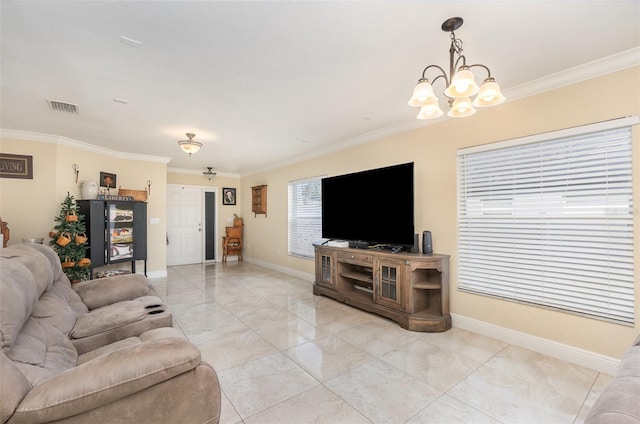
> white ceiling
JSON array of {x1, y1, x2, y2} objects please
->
[{"x1": 1, "y1": 1, "x2": 639, "y2": 175}]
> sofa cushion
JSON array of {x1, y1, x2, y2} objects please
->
[
  {"x1": 31, "y1": 289, "x2": 79, "y2": 338},
  {"x1": 1, "y1": 351, "x2": 32, "y2": 424},
  {"x1": 6, "y1": 318, "x2": 77, "y2": 387},
  {"x1": 0, "y1": 258, "x2": 39, "y2": 352},
  {"x1": 17, "y1": 244, "x2": 89, "y2": 316},
  {"x1": 9, "y1": 337, "x2": 201, "y2": 424},
  {"x1": 1, "y1": 244, "x2": 54, "y2": 296},
  {"x1": 46, "y1": 275, "x2": 89, "y2": 316},
  {"x1": 12, "y1": 243, "x2": 63, "y2": 283},
  {"x1": 1, "y1": 244, "x2": 74, "y2": 352},
  {"x1": 70, "y1": 300, "x2": 146, "y2": 339}
]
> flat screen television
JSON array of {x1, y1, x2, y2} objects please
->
[{"x1": 321, "y1": 162, "x2": 414, "y2": 248}]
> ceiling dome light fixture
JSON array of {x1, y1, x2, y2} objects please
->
[
  {"x1": 178, "y1": 133, "x2": 202, "y2": 156},
  {"x1": 203, "y1": 167, "x2": 217, "y2": 180},
  {"x1": 408, "y1": 17, "x2": 505, "y2": 120}
]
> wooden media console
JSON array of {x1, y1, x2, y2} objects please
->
[{"x1": 313, "y1": 245, "x2": 451, "y2": 332}]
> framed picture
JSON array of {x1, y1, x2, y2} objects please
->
[
  {"x1": 0, "y1": 153, "x2": 33, "y2": 179},
  {"x1": 223, "y1": 187, "x2": 236, "y2": 205},
  {"x1": 100, "y1": 172, "x2": 117, "y2": 188}
]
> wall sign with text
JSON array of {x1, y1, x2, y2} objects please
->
[{"x1": 0, "y1": 154, "x2": 33, "y2": 179}]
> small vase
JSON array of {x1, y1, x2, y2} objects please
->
[{"x1": 81, "y1": 181, "x2": 99, "y2": 199}]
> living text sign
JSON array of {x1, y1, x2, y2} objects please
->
[{"x1": 0, "y1": 154, "x2": 33, "y2": 179}]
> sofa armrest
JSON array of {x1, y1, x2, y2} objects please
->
[
  {"x1": 70, "y1": 300, "x2": 147, "y2": 339},
  {"x1": 9, "y1": 337, "x2": 201, "y2": 424},
  {"x1": 585, "y1": 345, "x2": 640, "y2": 424},
  {"x1": 73, "y1": 274, "x2": 151, "y2": 309}
]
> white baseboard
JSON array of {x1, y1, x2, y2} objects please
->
[
  {"x1": 244, "y1": 256, "x2": 315, "y2": 282},
  {"x1": 146, "y1": 269, "x2": 167, "y2": 279},
  {"x1": 452, "y1": 313, "x2": 620, "y2": 375}
]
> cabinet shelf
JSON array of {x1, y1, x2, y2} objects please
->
[
  {"x1": 353, "y1": 285, "x2": 373, "y2": 294},
  {"x1": 339, "y1": 271, "x2": 373, "y2": 283}
]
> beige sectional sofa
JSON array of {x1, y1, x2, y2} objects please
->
[
  {"x1": 1, "y1": 243, "x2": 221, "y2": 424},
  {"x1": 585, "y1": 334, "x2": 640, "y2": 423}
]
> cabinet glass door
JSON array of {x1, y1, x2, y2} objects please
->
[
  {"x1": 107, "y1": 202, "x2": 134, "y2": 262},
  {"x1": 315, "y1": 251, "x2": 334, "y2": 288},
  {"x1": 374, "y1": 260, "x2": 403, "y2": 310},
  {"x1": 380, "y1": 265, "x2": 397, "y2": 299}
]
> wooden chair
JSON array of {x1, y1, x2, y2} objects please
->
[{"x1": 222, "y1": 216, "x2": 243, "y2": 262}]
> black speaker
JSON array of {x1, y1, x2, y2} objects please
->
[
  {"x1": 422, "y1": 230, "x2": 433, "y2": 255},
  {"x1": 407, "y1": 233, "x2": 417, "y2": 253}
]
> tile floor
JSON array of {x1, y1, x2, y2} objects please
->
[{"x1": 151, "y1": 262, "x2": 613, "y2": 424}]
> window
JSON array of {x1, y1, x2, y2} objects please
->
[
  {"x1": 457, "y1": 117, "x2": 637, "y2": 325},
  {"x1": 288, "y1": 177, "x2": 322, "y2": 258}
]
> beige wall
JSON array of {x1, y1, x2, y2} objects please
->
[
  {"x1": 240, "y1": 66, "x2": 640, "y2": 358},
  {"x1": 0, "y1": 137, "x2": 168, "y2": 273}
]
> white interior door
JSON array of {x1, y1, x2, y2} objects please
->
[{"x1": 167, "y1": 185, "x2": 203, "y2": 266}]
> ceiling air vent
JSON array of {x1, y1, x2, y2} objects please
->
[{"x1": 47, "y1": 100, "x2": 79, "y2": 114}]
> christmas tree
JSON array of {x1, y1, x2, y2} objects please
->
[{"x1": 49, "y1": 192, "x2": 90, "y2": 282}]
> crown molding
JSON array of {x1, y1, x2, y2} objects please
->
[
  {"x1": 0, "y1": 129, "x2": 172, "y2": 164},
  {"x1": 504, "y1": 46, "x2": 640, "y2": 101}
]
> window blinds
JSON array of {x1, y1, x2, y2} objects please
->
[
  {"x1": 457, "y1": 118, "x2": 636, "y2": 324},
  {"x1": 288, "y1": 177, "x2": 323, "y2": 258}
]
